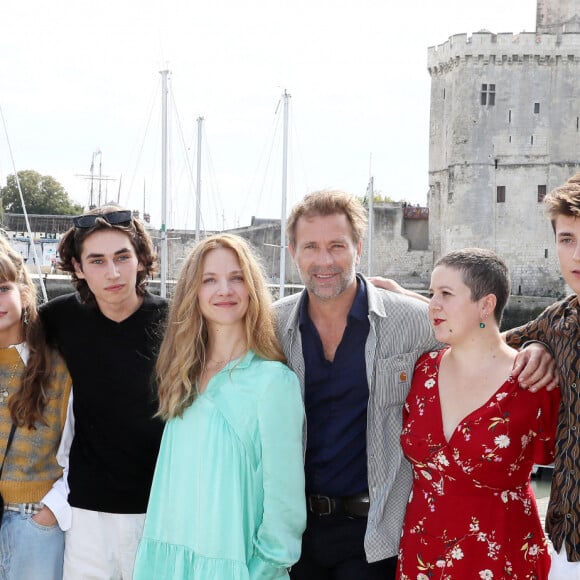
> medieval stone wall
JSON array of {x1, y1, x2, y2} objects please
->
[
  {"x1": 153, "y1": 204, "x2": 432, "y2": 288},
  {"x1": 427, "y1": 28, "x2": 580, "y2": 297}
]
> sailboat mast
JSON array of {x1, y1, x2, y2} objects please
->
[
  {"x1": 196, "y1": 116, "x2": 203, "y2": 240},
  {"x1": 279, "y1": 90, "x2": 290, "y2": 299},
  {"x1": 367, "y1": 175, "x2": 374, "y2": 276},
  {"x1": 160, "y1": 69, "x2": 170, "y2": 298},
  {"x1": 89, "y1": 152, "x2": 95, "y2": 209},
  {"x1": 98, "y1": 152, "x2": 102, "y2": 207}
]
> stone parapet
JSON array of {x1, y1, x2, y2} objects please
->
[{"x1": 428, "y1": 31, "x2": 580, "y2": 74}]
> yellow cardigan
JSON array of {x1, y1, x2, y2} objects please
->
[{"x1": 0, "y1": 346, "x2": 72, "y2": 504}]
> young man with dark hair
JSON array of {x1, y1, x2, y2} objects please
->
[
  {"x1": 506, "y1": 173, "x2": 580, "y2": 579},
  {"x1": 41, "y1": 206, "x2": 167, "y2": 580}
]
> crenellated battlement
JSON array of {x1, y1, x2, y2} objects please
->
[{"x1": 428, "y1": 30, "x2": 580, "y2": 73}]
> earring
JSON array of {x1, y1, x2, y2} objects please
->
[
  {"x1": 22, "y1": 309, "x2": 29, "y2": 327},
  {"x1": 480, "y1": 311, "x2": 488, "y2": 329}
]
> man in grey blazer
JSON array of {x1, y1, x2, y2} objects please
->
[{"x1": 274, "y1": 189, "x2": 555, "y2": 580}]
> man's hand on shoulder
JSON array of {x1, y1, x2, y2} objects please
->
[
  {"x1": 512, "y1": 342, "x2": 559, "y2": 392},
  {"x1": 368, "y1": 276, "x2": 430, "y2": 304}
]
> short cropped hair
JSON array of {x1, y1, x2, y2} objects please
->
[
  {"x1": 434, "y1": 247, "x2": 510, "y2": 325},
  {"x1": 58, "y1": 205, "x2": 157, "y2": 306},
  {"x1": 286, "y1": 190, "x2": 367, "y2": 247}
]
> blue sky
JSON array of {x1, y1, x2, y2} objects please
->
[{"x1": 0, "y1": 0, "x2": 536, "y2": 230}]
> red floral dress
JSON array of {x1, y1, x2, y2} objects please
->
[{"x1": 397, "y1": 349, "x2": 560, "y2": 580}]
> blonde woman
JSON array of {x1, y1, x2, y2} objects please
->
[{"x1": 133, "y1": 234, "x2": 306, "y2": 580}]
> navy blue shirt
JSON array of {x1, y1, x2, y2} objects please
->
[{"x1": 300, "y1": 276, "x2": 370, "y2": 497}]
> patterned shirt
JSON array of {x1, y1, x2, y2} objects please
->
[{"x1": 506, "y1": 294, "x2": 580, "y2": 562}]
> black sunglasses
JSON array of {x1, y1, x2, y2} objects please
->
[{"x1": 72, "y1": 210, "x2": 133, "y2": 229}]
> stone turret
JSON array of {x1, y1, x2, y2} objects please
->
[{"x1": 427, "y1": 1, "x2": 580, "y2": 296}]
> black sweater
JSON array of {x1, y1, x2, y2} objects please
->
[{"x1": 40, "y1": 292, "x2": 168, "y2": 513}]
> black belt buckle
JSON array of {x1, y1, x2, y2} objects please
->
[{"x1": 308, "y1": 494, "x2": 333, "y2": 515}]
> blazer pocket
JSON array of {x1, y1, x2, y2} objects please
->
[{"x1": 375, "y1": 353, "x2": 417, "y2": 407}]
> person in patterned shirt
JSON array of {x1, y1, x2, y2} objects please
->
[{"x1": 506, "y1": 172, "x2": 580, "y2": 580}]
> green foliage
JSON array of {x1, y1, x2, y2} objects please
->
[
  {"x1": 1, "y1": 170, "x2": 83, "y2": 215},
  {"x1": 360, "y1": 191, "x2": 394, "y2": 205}
]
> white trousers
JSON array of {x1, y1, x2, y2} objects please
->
[
  {"x1": 63, "y1": 508, "x2": 146, "y2": 580},
  {"x1": 549, "y1": 547, "x2": 580, "y2": 580}
]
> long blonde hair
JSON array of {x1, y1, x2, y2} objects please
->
[{"x1": 156, "y1": 234, "x2": 285, "y2": 419}]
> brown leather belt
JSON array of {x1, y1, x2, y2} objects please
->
[{"x1": 307, "y1": 493, "x2": 370, "y2": 518}]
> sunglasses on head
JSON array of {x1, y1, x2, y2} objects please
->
[{"x1": 72, "y1": 210, "x2": 133, "y2": 229}]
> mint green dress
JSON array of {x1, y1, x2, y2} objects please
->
[{"x1": 133, "y1": 352, "x2": 306, "y2": 580}]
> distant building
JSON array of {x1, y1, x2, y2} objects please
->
[
  {"x1": 427, "y1": 0, "x2": 580, "y2": 296},
  {"x1": 3, "y1": 213, "x2": 74, "y2": 236}
]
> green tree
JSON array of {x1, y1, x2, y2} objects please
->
[
  {"x1": 1, "y1": 170, "x2": 83, "y2": 215},
  {"x1": 360, "y1": 190, "x2": 394, "y2": 205}
]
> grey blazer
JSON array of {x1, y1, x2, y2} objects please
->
[{"x1": 273, "y1": 276, "x2": 438, "y2": 562}]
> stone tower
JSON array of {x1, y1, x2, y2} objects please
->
[
  {"x1": 537, "y1": 0, "x2": 580, "y2": 33},
  {"x1": 427, "y1": 0, "x2": 580, "y2": 296}
]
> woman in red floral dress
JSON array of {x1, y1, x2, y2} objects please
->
[{"x1": 397, "y1": 249, "x2": 560, "y2": 580}]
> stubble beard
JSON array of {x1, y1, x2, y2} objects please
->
[{"x1": 301, "y1": 265, "x2": 357, "y2": 301}]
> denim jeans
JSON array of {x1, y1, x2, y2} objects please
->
[{"x1": 0, "y1": 507, "x2": 64, "y2": 580}]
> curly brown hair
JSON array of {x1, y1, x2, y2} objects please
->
[{"x1": 58, "y1": 205, "x2": 158, "y2": 306}]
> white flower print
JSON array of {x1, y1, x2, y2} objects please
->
[
  {"x1": 429, "y1": 351, "x2": 438, "y2": 358},
  {"x1": 494, "y1": 434, "x2": 510, "y2": 448},
  {"x1": 400, "y1": 348, "x2": 551, "y2": 578},
  {"x1": 487, "y1": 541, "x2": 500, "y2": 558},
  {"x1": 435, "y1": 451, "x2": 449, "y2": 467}
]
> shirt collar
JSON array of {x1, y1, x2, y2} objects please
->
[{"x1": 299, "y1": 274, "x2": 368, "y2": 326}]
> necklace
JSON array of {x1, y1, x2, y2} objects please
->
[
  {"x1": 0, "y1": 362, "x2": 22, "y2": 404},
  {"x1": 204, "y1": 348, "x2": 247, "y2": 372}
]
